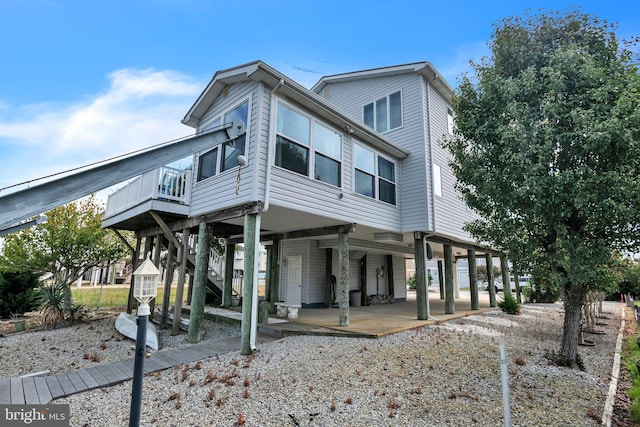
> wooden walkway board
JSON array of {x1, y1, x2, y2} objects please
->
[
  {"x1": 77, "y1": 369, "x2": 99, "y2": 389},
  {"x1": 0, "y1": 335, "x2": 245, "y2": 404},
  {"x1": 45, "y1": 376, "x2": 65, "y2": 399},
  {"x1": 56, "y1": 374, "x2": 77, "y2": 395},
  {"x1": 84, "y1": 366, "x2": 108, "y2": 385},
  {"x1": 22, "y1": 377, "x2": 39, "y2": 404},
  {"x1": 0, "y1": 377, "x2": 11, "y2": 404},
  {"x1": 10, "y1": 377, "x2": 25, "y2": 404},
  {"x1": 34, "y1": 377, "x2": 52, "y2": 404},
  {"x1": 66, "y1": 371, "x2": 89, "y2": 393}
]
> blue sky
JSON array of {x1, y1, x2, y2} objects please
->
[{"x1": 0, "y1": 0, "x2": 638, "y2": 194}]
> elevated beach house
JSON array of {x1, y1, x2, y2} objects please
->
[{"x1": 101, "y1": 61, "x2": 503, "y2": 352}]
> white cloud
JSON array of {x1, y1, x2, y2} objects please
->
[{"x1": 0, "y1": 69, "x2": 202, "y2": 190}]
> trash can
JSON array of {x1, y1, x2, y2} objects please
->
[{"x1": 349, "y1": 290, "x2": 362, "y2": 307}]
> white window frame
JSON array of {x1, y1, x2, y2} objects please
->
[
  {"x1": 353, "y1": 142, "x2": 397, "y2": 205},
  {"x1": 275, "y1": 100, "x2": 343, "y2": 188},
  {"x1": 433, "y1": 163, "x2": 442, "y2": 197},
  {"x1": 196, "y1": 98, "x2": 250, "y2": 182},
  {"x1": 363, "y1": 90, "x2": 403, "y2": 133},
  {"x1": 447, "y1": 108, "x2": 454, "y2": 135}
]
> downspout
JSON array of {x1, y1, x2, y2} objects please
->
[
  {"x1": 263, "y1": 78, "x2": 285, "y2": 212},
  {"x1": 426, "y1": 76, "x2": 437, "y2": 232}
]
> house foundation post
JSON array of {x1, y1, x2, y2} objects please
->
[
  {"x1": 444, "y1": 244, "x2": 454, "y2": 314},
  {"x1": 187, "y1": 271, "x2": 194, "y2": 305},
  {"x1": 338, "y1": 229, "x2": 349, "y2": 326},
  {"x1": 127, "y1": 237, "x2": 142, "y2": 314},
  {"x1": 149, "y1": 234, "x2": 162, "y2": 320},
  {"x1": 414, "y1": 232, "x2": 428, "y2": 320},
  {"x1": 453, "y1": 257, "x2": 460, "y2": 299},
  {"x1": 386, "y1": 254, "x2": 394, "y2": 299},
  {"x1": 222, "y1": 243, "x2": 235, "y2": 308},
  {"x1": 437, "y1": 260, "x2": 445, "y2": 300},
  {"x1": 160, "y1": 239, "x2": 175, "y2": 328},
  {"x1": 500, "y1": 254, "x2": 512, "y2": 299},
  {"x1": 325, "y1": 248, "x2": 333, "y2": 307},
  {"x1": 172, "y1": 228, "x2": 189, "y2": 335},
  {"x1": 188, "y1": 223, "x2": 211, "y2": 343},
  {"x1": 268, "y1": 238, "x2": 280, "y2": 314},
  {"x1": 468, "y1": 249, "x2": 479, "y2": 310},
  {"x1": 241, "y1": 213, "x2": 260, "y2": 355},
  {"x1": 486, "y1": 253, "x2": 496, "y2": 307}
]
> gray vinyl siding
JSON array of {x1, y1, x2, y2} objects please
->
[
  {"x1": 320, "y1": 74, "x2": 431, "y2": 232},
  {"x1": 392, "y1": 256, "x2": 407, "y2": 299},
  {"x1": 427, "y1": 84, "x2": 477, "y2": 241},
  {"x1": 307, "y1": 242, "x2": 327, "y2": 304},
  {"x1": 189, "y1": 81, "x2": 261, "y2": 217}
]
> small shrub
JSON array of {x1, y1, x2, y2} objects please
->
[
  {"x1": 497, "y1": 292, "x2": 521, "y2": 315},
  {"x1": 37, "y1": 283, "x2": 66, "y2": 329},
  {"x1": 65, "y1": 302, "x2": 86, "y2": 323},
  {"x1": 407, "y1": 274, "x2": 416, "y2": 290}
]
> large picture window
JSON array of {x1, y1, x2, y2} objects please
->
[
  {"x1": 276, "y1": 102, "x2": 342, "y2": 187},
  {"x1": 363, "y1": 91, "x2": 402, "y2": 133},
  {"x1": 353, "y1": 143, "x2": 397, "y2": 205},
  {"x1": 196, "y1": 99, "x2": 249, "y2": 181}
]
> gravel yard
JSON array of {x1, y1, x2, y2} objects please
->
[{"x1": 0, "y1": 302, "x2": 626, "y2": 426}]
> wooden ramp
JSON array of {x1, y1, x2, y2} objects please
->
[{"x1": 0, "y1": 334, "x2": 274, "y2": 404}]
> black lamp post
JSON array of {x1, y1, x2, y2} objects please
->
[{"x1": 129, "y1": 256, "x2": 159, "y2": 427}]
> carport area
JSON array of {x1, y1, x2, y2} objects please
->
[{"x1": 258, "y1": 288, "x2": 497, "y2": 338}]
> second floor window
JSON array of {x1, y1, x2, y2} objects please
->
[
  {"x1": 276, "y1": 102, "x2": 342, "y2": 187},
  {"x1": 196, "y1": 100, "x2": 249, "y2": 181},
  {"x1": 363, "y1": 91, "x2": 402, "y2": 133},
  {"x1": 353, "y1": 143, "x2": 397, "y2": 205}
]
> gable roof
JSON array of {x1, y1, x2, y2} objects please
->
[
  {"x1": 311, "y1": 61, "x2": 454, "y2": 104},
  {"x1": 182, "y1": 60, "x2": 409, "y2": 159}
]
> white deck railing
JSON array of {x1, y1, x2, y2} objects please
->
[
  {"x1": 104, "y1": 166, "x2": 192, "y2": 217},
  {"x1": 183, "y1": 232, "x2": 243, "y2": 296}
]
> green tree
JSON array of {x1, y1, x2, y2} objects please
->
[
  {"x1": 0, "y1": 196, "x2": 129, "y2": 309},
  {"x1": 0, "y1": 270, "x2": 39, "y2": 318},
  {"x1": 445, "y1": 10, "x2": 640, "y2": 368}
]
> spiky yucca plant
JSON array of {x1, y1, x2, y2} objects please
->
[{"x1": 37, "y1": 283, "x2": 66, "y2": 329}]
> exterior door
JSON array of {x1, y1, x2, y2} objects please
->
[{"x1": 286, "y1": 256, "x2": 302, "y2": 306}]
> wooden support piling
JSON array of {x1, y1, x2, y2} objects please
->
[
  {"x1": 468, "y1": 249, "x2": 479, "y2": 310},
  {"x1": 172, "y1": 228, "x2": 189, "y2": 335},
  {"x1": 444, "y1": 244, "x2": 454, "y2": 314},
  {"x1": 188, "y1": 223, "x2": 211, "y2": 343},
  {"x1": 338, "y1": 230, "x2": 349, "y2": 327}
]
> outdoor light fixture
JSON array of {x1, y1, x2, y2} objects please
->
[
  {"x1": 129, "y1": 255, "x2": 160, "y2": 427},
  {"x1": 132, "y1": 256, "x2": 159, "y2": 313}
]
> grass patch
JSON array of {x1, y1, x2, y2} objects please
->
[
  {"x1": 622, "y1": 308, "x2": 640, "y2": 422},
  {"x1": 71, "y1": 286, "x2": 178, "y2": 309}
]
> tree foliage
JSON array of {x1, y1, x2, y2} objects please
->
[
  {"x1": 0, "y1": 270, "x2": 39, "y2": 318},
  {"x1": 444, "y1": 9, "x2": 640, "y2": 367},
  {"x1": 0, "y1": 196, "x2": 130, "y2": 308}
]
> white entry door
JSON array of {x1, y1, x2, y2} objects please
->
[{"x1": 286, "y1": 256, "x2": 302, "y2": 306}]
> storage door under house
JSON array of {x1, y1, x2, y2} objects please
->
[{"x1": 285, "y1": 256, "x2": 303, "y2": 306}]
